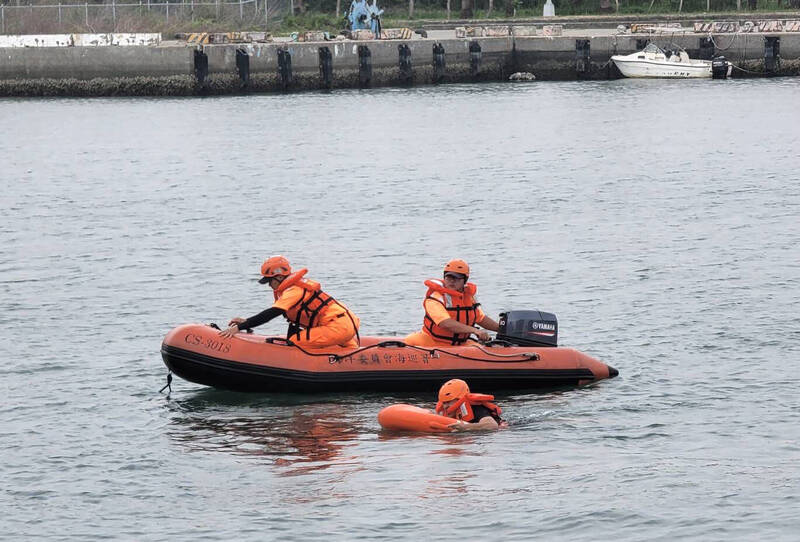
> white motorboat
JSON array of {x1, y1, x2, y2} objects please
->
[{"x1": 611, "y1": 43, "x2": 731, "y2": 79}]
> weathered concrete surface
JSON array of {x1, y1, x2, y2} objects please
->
[
  {"x1": 200, "y1": 37, "x2": 515, "y2": 91},
  {"x1": 0, "y1": 33, "x2": 162, "y2": 48},
  {"x1": 2, "y1": 32, "x2": 800, "y2": 96},
  {"x1": 0, "y1": 34, "x2": 74, "y2": 47},
  {"x1": 420, "y1": 12, "x2": 800, "y2": 31},
  {"x1": 72, "y1": 33, "x2": 163, "y2": 47},
  {"x1": 0, "y1": 46, "x2": 193, "y2": 80}
]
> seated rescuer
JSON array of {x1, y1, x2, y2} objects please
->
[
  {"x1": 219, "y1": 255, "x2": 361, "y2": 348},
  {"x1": 436, "y1": 379, "x2": 507, "y2": 432},
  {"x1": 404, "y1": 259, "x2": 500, "y2": 347}
]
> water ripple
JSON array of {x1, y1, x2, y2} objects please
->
[{"x1": 2, "y1": 80, "x2": 800, "y2": 540}]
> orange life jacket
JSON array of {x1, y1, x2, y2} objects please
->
[
  {"x1": 274, "y1": 269, "x2": 359, "y2": 344},
  {"x1": 435, "y1": 392, "x2": 502, "y2": 422},
  {"x1": 422, "y1": 279, "x2": 481, "y2": 345}
]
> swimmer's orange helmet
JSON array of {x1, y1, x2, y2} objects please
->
[{"x1": 438, "y1": 379, "x2": 469, "y2": 403}]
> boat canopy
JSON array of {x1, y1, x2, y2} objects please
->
[{"x1": 643, "y1": 43, "x2": 665, "y2": 54}]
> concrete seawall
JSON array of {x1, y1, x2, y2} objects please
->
[{"x1": 2, "y1": 32, "x2": 799, "y2": 96}]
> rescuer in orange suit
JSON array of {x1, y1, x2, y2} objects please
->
[
  {"x1": 436, "y1": 379, "x2": 507, "y2": 432},
  {"x1": 404, "y1": 259, "x2": 500, "y2": 347},
  {"x1": 219, "y1": 255, "x2": 360, "y2": 348}
]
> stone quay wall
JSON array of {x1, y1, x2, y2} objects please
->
[{"x1": 1, "y1": 32, "x2": 799, "y2": 96}]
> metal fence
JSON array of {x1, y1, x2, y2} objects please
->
[{"x1": 0, "y1": 0, "x2": 292, "y2": 34}]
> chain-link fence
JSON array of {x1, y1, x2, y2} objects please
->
[
  {"x1": 1, "y1": 0, "x2": 797, "y2": 34},
  {"x1": 0, "y1": 0, "x2": 292, "y2": 34}
]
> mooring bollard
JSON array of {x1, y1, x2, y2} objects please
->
[
  {"x1": 278, "y1": 47, "x2": 292, "y2": 90},
  {"x1": 433, "y1": 42, "x2": 446, "y2": 84},
  {"x1": 398, "y1": 43, "x2": 412, "y2": 85},
  {"x1": 358, "y1": 45, "x2": 372, "y2": 88},
  {"x1": 469, "y1": 40, "x2": 481, "y2": 78},
  {"x1": 764, "y1": 36, "x2": 780, "y2": 75},
  {"x1": 319, "y1": 46, "x2": 333, "y2": 89},
  {"x1": 236, "y1": 48, "x2": 250, "y2": 90},
  {"x1": 575, "y1": 39, "x2": 590, "y2": 77}
]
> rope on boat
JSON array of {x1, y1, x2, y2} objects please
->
[
  {"x1": 729, "y1": 63, "x2": 762, "y2": 75},
  {"x1": 473, "y1": 345, "x2": 540, "y2": 361},
  {"x1": 267, "y1": 337, "x2": 540, "y2": 364},
  {"x1": 159, "y1": 372, "x2": 173, "y2": 394}
]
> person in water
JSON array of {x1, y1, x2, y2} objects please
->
[
  {"x1": 219, "y1": 255, "x2": 361, "y2": 348},
  {"x1": 404, "y1": 259, "x2": 500, "y2": 346},
  {"x1": 436, "y1": 378, "x2": 506, "y2": 432}
]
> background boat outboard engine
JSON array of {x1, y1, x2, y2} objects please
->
[
  {"x1": 712, "y1": 56, "x2": 730, "y2": 79},
  {"x1": 497, "y1": 310, "x2": 558, "y2": 347}
]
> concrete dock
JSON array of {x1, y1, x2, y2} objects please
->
[{"x1": 1, "y1": 27, "x2": 799, "y2": 96}]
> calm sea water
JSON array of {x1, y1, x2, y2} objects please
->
[{"x1": 2, "y1": 79, "x2": 799, "y2": 541}]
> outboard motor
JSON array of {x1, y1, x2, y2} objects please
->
[
  {"x1": 497, "y1": 310, "x2": 558, "y2": 347},
  {"x1": 712, "y1": 56, "x2": 730, "y2": 79}
]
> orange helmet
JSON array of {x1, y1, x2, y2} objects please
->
[
  {"x1": 444, "y1": 259, "x2": 470, "y2": 278},
  {"x1": 259, "y1": 255, "x2": 292, "y2": 284},
  {"x1": 438, "y1": 378, "x2": 470, "y2": 403}
]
